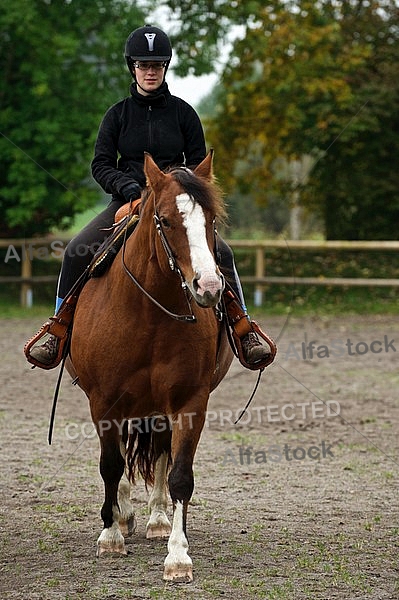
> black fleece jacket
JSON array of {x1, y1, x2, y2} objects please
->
[{"x1": 91, "y1": 82, "x2": 206, "y2": 202}]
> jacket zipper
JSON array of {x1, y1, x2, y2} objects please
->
[{"x1": 147, "y1": 105, "x2": 152, "y2": 151}]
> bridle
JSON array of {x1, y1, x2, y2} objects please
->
[{"x1": 121, "y1": 195, "x2": 220, "y2": 323}]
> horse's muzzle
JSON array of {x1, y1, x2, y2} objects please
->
[{"x1": 191, "y1": 270, "x2": 224, "y2": 307}]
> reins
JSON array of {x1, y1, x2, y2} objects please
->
[
  {"x1": 48, "y1": 331, "x2": 73, "y2": 444},
  {"x1": 234, "y1": 368, "x2": 264, "y2": 424},
  {"x1": 220, "y1": 294, "x2": 265, "y2": 424},
  {"x1": 48, "y1": 352, "x2": 68, "y2": 444}
]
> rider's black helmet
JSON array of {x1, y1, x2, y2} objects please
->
[{"x1": 125, "y1": 25, "x2": 172, "y2": 76}]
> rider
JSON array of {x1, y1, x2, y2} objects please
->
[{"x1": 30, "y1": 25, "x2": 270, "y2": 367}]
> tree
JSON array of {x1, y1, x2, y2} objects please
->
[
  {"x1": 163, "y1": 0, "x2": 399, "y2": 239},
  {"x1": 155, "y1": 0, "x2": 258, "y2": 76},
  {"x1": 309, "y1": 1, "x2": 399, "y2": 239},
  {"x1": 0, "y1": 0, "x2": 145, "y2": 237}
]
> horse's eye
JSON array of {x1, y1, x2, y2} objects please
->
[{"x1": 160, "y1": 217, "x2": 171, "y2": 229}]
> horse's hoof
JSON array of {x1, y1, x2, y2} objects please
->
[
  {"x1": 146, "y1": 523, "x2": 172, "y2": 539},
  {"x1": 119, "y1": 514, "x2": 137, "y2": 538},
  {"x1": 163, "y1": 562, "x2": 193, "y2": 582},
  {"x1": 146, "y1": 511, "x2": 171, "y2": 539},
  {"x1": 96, "y1": 525, "x2": 127, "y2": 557},
  {"x1": 96, "y1": 542, "x2": 127, "y2": 557}
]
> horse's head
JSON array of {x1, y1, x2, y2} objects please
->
[{"x1": 144, "y1": 151, "x2": 226, "y2": 308}]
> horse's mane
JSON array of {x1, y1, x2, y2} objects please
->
[
  {"x1": 171, "y1": 167, "x2": 226, "y2": 221},
  {"x1": 142, "y1": 166, "x2": 227, "y2": 223}
]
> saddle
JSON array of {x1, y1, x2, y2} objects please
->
[{"x1": 24, "y1": 200, "x2": 277, "y2": 372}]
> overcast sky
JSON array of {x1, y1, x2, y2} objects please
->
[
  {"x1": 166, "y1": 71, "x2": 218, "y2": 107},
  {"x1": 145, "y1": 5, "x2": 240, "y2": 108}
]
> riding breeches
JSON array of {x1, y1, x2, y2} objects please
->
[
  {"x1": 56, "y1": 200, "x2": 125, "y2": 301},
  {"x1": 56, "y1": 200, "x2": 246, "y2": 310}
]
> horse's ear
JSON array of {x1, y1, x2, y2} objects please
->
[
  {"x1": 194, "y1": 149, "x2": 214, "y2": 181},
  {"x1": 144, "y1": 152, "x2": 167, "y2": 190}
]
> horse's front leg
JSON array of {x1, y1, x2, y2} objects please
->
[
  {"x1": 164, "y1": 498, "x2": 192, "y2": 581},
  {"x1": 96, "y1": 420, "x2": 127, "y2": 557},
  {"x1": 163, "y1": 409, "x2": 206, "y2": 582}
]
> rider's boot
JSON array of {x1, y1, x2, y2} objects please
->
[
  {"x1": 29, "y1": 334, "x2": 60, "y2": 366},
  {"x1": 29, "y1": 296, "x2": 64, "y2": 366},
  {"x1": 25, "y1": 295, "x2": 69, "y2": 368},
  {"x1": 241, "y1": 330, "x2": 271, "y2": 365},
  {"x1": 223, "y1": 289, "x2": 274, "y2": 369}
]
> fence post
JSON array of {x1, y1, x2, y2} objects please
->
[
  {"x1": 20, "y1": 246, "x2": 32, "y2": 308},
  {"x1": 254, "y1": 247, "x2": 265, "y2": 307}
]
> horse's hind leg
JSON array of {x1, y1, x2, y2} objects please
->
[
  {"x1": 96, "y1": 421, "x2": 127, "y2": 557},
  {"x1": 118, "y1": 422, "x2": 137, "y2": 538},
  {"x1": 146, "y1": 425, "x2": 172, "y2": 539},
  {"x1": 117, "y1": 475, "x2": 136, "y2": 537}
]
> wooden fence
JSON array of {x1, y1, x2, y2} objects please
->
[
  {"x1": 1, "y1": 237, "x2": 399, "y2": 307},
  {"x1": 229, "y1": 239, "x2": 399, "y2": 306}
]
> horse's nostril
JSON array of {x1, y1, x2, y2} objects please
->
[{"x1": 192, "y1": 272, "x2": 223, "y2": 304}]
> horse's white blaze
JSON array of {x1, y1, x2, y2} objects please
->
[
  {"x1": 176, "y1": 193, "x2": 222, "y2": 297},
  {"x1": 163, "y1": 500, "x2": 193, "y2": 581}
]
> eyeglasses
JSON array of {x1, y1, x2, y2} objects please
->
[{"x1": 133, "y1": 61, "x2": 167, "y2": 71}]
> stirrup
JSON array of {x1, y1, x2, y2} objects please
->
[
  {"x1": 24, "y1": 319, "x2": 71, "y2": 370},
  {"x1": 223, "y1": 289, "x2": 277, "y2": 371},
  {"x1": 233, "y1": 321, "x2": 277, "y2": 371},
  {"x1": 24, "y1": 277, "x2": 86, "y2": 369}
]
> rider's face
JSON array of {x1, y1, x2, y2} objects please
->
[{"x1": 134, "y1": 62, "x2": 165, "y2": 95}]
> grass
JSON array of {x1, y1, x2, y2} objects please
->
[
  {"x1": 53, "y1": 202, "x2": 107, "y2": 237},
  {"x1": 236, "y1": 245, "x2": 399, "y2": 316},
  {"x1": 243, "y1": 281, "x2": 399, "y2": 318},
  {"x1": 0, "y1": 287, "x2": 398, "y2": 321},
  {"x1": 0, "y1": 300, "x2": 53, "y2": 319}
]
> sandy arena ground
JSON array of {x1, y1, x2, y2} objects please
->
[{"x1": 0, "y1": 313, "x2": 398, "y2": 599}]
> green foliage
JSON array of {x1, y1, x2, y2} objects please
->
[
  {"x1": 153, "y1": 0, "x2": 264, "y2": 76},
  {"x1": 2, "y1": 0, "x2": 398, "y2": 241},
  {"x1": 0, "y1": 0, "x2": 145, "y2": 237},
  {"x1": 184, "y1": 0, "x2": 399, "y2": 240}
]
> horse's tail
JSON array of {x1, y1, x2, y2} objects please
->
[{"x1": 125, "y1": 417, "x2": 172, "y2": 489}]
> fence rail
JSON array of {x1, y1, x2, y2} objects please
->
[
  {"x1": 1, "y1": 237, "x2": 399, "y2": 307},
  {"x1": 231, "y1": 240, "x2": 399, "y2": 306}
]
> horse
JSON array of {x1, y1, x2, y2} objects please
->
[{"x1": 67, "y1": 151, "x2": 233, "y2": 581}]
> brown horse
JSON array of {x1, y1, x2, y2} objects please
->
[{"x1": 67, "y1": 151, "x2": 233, "y2": 581}]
